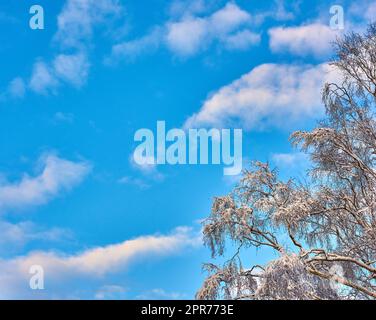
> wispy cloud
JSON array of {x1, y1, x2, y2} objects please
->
[
  {"x1": 105, "y1": 27, "x2": 163, "y2": 64},
  {"x1": 0, "y1": 221, "x2": 72, "y2": 255},
  {"x1": 3, "y1": 0, "x2": 123, "y2": 99},
  {"x1": 0, "y1": 153, "x2": 91, "y2": 213},
  {"x1": 107, "y1": 2, "x2": 262, "y2": 63},
  {"x1": 29, "y1": 61, "x2": 60, "y2": 95},
  {"x1": 7, "y1": 77, "x2": 26, "y2": 99},
  {"x1": 268, "y1": 23, "x2": 340, "y2": 58},
  {"x1": 26, "y1": 0, "x2": 121, "y2": 95},
  {"x1": 54, "y1": 0, "x2": 122, "y2": 50},
  {"x1": 168, "y1": 0, "x2": 213, "y2": 18},
  {"x1": 53, "y1": 52, "x2": 90, "y2": 88},
  {"x1": 0, "y1": 226, "x2": 201, "y2": 299},
  {"x1": 350, "y1": 0, "x2": 376, "y2": 22},
  {"x1": 118, "y1": 154, "x2": 164, "y2": 190},
  {"x1": 222, "y1": 29, "x2": 261, "y2": 50},
  {"x1": 184, "y1": 63, "x2": 341, "y2": 130},
  {"x1": 118, "y1": 176, "x2": 151, "y2": 190},
  {"x1": 0, "y1": 11, "x2": 19, "y2": 25},
  {"x1": 53, "y1": 112, "x2": 75, "y2": 124},
  {"x1": 165, "y1": 2, "x2": 256, "y2": 56},
  {"x1": 130, "y1": 153, "x2": 165, "y2": 182}
]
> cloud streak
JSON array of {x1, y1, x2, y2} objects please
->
[
  {"x1": 0, "y1": 226, "x2": 201, "y2": 299},
  {"x1": 0, "y1": 153, "x2": 91, "y2": 213}
]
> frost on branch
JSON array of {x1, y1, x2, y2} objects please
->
[
  {"x1": 198, "y1": 24, "x2": 376, "y2": 300},
  {"x1": 255, "y1": 255, "x2": 338, "y2": 300}
]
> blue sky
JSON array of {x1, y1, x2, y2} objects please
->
[{"x1": 0, "y1": 0, "x2": 374, "y2": 299}]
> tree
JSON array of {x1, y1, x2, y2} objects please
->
[{"x1": 197, "y1": 24, "x2": 376, "y2": 300}]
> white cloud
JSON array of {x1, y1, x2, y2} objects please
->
[
  {"x1": 364, "y1": 2, "x2": 376, "y2": 20},
  {"x1": 5, "y1": 0, "x2": 123, "y2": 98},
  {"x1": 222, "y1": 29, "x2": 261, "y2": 50},
  {"x1": 0, "y1": 153, "x2": 91, "y2": 213},
  {"x1": 350, "y1": 0, "x2": 376, "y2": 22},
  {"x1": 184, "y1": 63, "x2": 341, "y2": 130},
  {"x1": 106, "y1": 0, "x2": 298, "y2": 63},
  {"x1": 106, "y1": 28, "x2": 163, "y2": 64},
  {"x1": 0, "y1": 226, "x2": 200, "y2": 298},
  {"x1": 29, "y1": 52, "x2": 90, "y2": 94},
  {"x1": 108, "y1": 2, "x2": 261, "y2": 61},
  {"x1": 166, "y1": 2, "x2": 254, "y2": 56},
  {"x1": 271, "y1": 0, "x2": 295, "y2": 21},
  {"x1": 268, "y1": 23, "x2": 339, "y2": 58},
  {"x1": 54, "y1": 0, "x2": 122, "y2": 50},
  {"x1": 0, "y1": 221, "x2": 72, "y2": 254},
  {"x1": 29, "y1": 61, "x2": 59, "y2": 95},
  {"x1": 208, "y1": 2, "x2": 251, "y2": 34},
  {"x1": 53, "y1": 52, "x2": 90, "y2": 88},
  {"x1": 8, "y1": 77, "x2": 26, "y2": 98},
  {"x1": 166, "y1": 17, "x2": 209, "y2": 56}
]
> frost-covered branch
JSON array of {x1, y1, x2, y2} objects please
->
[{"x1": 198, "y1": 24, "x2": 376, "y2": 300}]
